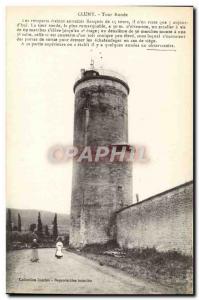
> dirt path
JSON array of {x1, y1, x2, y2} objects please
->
[{"x1": 7, "y1": 248, "x2": 177, "y2": 294}]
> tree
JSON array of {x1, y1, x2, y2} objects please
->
[
  {"x1": 29, "y1": 223, "x2": 36, "y2": 232},
  {"x1": 7, "y1": 209, "x2": 12, "y2": 232},
  {"x1": 45, "y1": 225, "x2": 49, "y2": 236},
  {"x1": 13, "y1": 225, "x2": 18, "y2": 231},
  {"x1": 37, "y1": 212, "x2": 43, "y2": 237},
  {"x1": 52, "y1": 213, "x2": 58, "y2": 239},
  {"x1": 18, "y1": 213, "x2": 22, "y2": 232}
]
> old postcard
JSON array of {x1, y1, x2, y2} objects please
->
[{"x1": 6, "y1": 6, "x2": 193, "y2": 295}]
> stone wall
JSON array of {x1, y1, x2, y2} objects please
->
[{"x1": 116, "y1": 181, "x2": 193, "y2": 255}]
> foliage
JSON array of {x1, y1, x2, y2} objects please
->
[
  {"x1": 37, "y1": 212, "x2": 43, "y2": 237},
  {"x1": 63, "y1": 234, "x2": 69, "y2": 246},
  {"x1": 13, "y1": 225, "x2": 18, "y2": 231},
  {"x1": 72, "y1": 244, "x2": 193, "y2": 290},
  {"x1": 52, "y1": 213, "x2": 58, "y2": 240},
  {"x1": 45, "y1": 225, "x2": 49, "y2": 236},
  {"x1": 18, "y1": 213, "x2": 22, "y2": 232},
  {"x1": 7, "y1": 209, "x2": 12, "y2": 232},
  {"x1": 29, "y1": 223, "x2": 37, "y2": 232},
  {"x1": 79, "y1": 240, "x2": 119, "y2": 253}
]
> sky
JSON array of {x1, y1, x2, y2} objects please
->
[{"x1": 7, "y1": 6, "x2": 193, "y2": 214}]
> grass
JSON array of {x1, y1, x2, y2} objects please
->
[{"x1": 69, "y1": 242, "x2": 193, "y2": 291}]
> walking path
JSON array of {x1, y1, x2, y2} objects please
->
[{"x1": 7, "y1": 248, "x2": 178, "y2": 294}]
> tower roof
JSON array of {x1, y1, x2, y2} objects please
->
[{"x1": 74, "y1": 68, "x2": 130, "y2": 94}]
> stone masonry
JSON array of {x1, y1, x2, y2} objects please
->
[
  {"x1": 70, "y1": 69, "x2": 132, "y2": 248},
  {"x1": 116, "y1": 181, "x2": 193, "y2": 255}
]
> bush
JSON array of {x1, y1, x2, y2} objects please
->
[
  {"x1": 6, "y1": 231, "x2": 70, "y2": 250},
  {"x1": 62, "y1": 235, "x2": 69, "y2": 246},
  {"x1": 79, "y1": 240, "x2": 119, "y2": 254}
]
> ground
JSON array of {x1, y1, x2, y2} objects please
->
[
  {"x1": 72, "y1": 244, "x2": 193, "y2": 294},
  {"x1": 6, "y1": 248, "x2": 185, "y2": 295}
]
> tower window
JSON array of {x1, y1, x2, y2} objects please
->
[{"x1": 118, "y1": 185, "x2": 123, "y2": 191}]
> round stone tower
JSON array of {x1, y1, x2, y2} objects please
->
[{"x1": 70, "y1": 68, "x2": 132, "y2": 248}]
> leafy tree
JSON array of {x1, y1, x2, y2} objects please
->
[
  {"x1": 13, "y1": 225, "x2": 18, "y2": 231},
  {"x1": 52, "y1": 213, "x2": 58, "y2": 239},
  {"x1": 29, "y1": 223, "x2": 36, "y2": 232},
  {"x1": 45, "y1": 225, "x2": 49, "y2": 236},
  {"x1": 37, "y1": 212, "x2": 43, "y2": 237},
  {"x1": 7, "y1": 209, "x2": 12, "y2": 232},
  {"x1": 18, "y1": 213, "x2": 22, "y2": 232}
]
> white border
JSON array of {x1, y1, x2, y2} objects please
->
[{"x1": 1, "y1": 1, "x2": 197, "y2": 299}]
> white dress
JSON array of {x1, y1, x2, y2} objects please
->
[{"x1": 55, "y1": 241, "x2": 63, "y2": 258}]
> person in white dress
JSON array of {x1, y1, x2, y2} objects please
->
[
  {"x1": 30, "y1": 239, "x2": 39, "y2": 262},
  {"x1": 55, "y1": 237, "x2": 64, "y2": 259}
]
